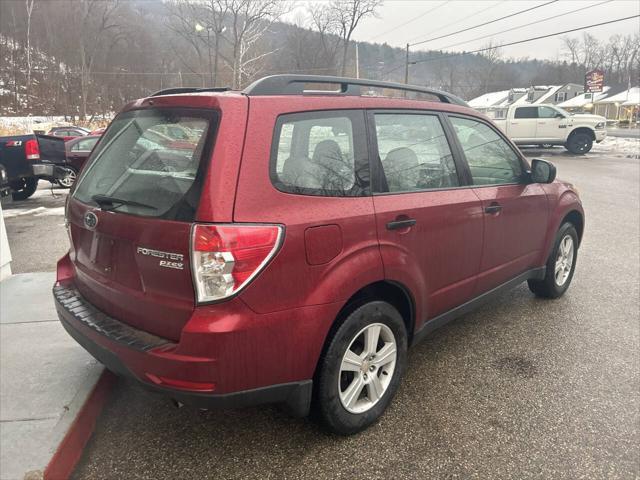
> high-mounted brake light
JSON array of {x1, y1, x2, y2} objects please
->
[
  {"x1": 191, "y1": 224, "x2": 283, "y2": 303},
  {"x1": 24, "y1": 138, "x2": 40, "y2": 160}
]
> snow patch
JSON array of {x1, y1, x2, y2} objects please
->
[{"x1": 591, "y1": 136, "x2": 640, "y2": 157}]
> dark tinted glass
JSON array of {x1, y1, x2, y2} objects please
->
[
  {"x1": 73, "y1": 108, "x2": 215, "y2": 220},
  {"x1": 514, "y1": 107, "x2": 538, "y2": 119}
]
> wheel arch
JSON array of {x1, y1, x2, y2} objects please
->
[
  {"x1": 568, "y1": 127, "x2": 595, "y2": 141},
  {"x1": 561, "y1": 209, "x2": 584, "y2": 246},
  {"x1": 312, "y1": 280, "x2": 415, "y2": 379}
]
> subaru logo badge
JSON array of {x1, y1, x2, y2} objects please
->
[{"x1": 84, "y1": 211, "x2": 98, "y2": 230}]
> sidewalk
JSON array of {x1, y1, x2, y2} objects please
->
[{"x1": 0, "y1": 273, "x2": 104, "y2": 480}]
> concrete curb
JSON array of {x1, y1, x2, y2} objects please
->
[{"x1": 43, "y1": 371, "x2": 116, "y2": 480}]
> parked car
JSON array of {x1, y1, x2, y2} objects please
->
[
  {"x1": 492, "y1": 104, "x2": 606, "y2": 154},
  {"x1": 0, "y1": 134, "x2": 66, "y2": 200},
  {"x1": 54, "y1": 75, "x2": 584, "y2": 435},
  {"x1": 47, "y1": 126, "x2": 91, "y2": 142},
  {"x1": 89, "y1": 127, "x2": 106, "y2": 136},
  {"x1": 59, "y1": 135, "x2": 101, "y2": 188}
]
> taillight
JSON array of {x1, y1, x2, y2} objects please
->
[
  {"x1": 25, "y1": 138, "x2": 40, "y2": 160},
  {"x1": 191, "y1": 224, "x2": 283, "y2": 303}
]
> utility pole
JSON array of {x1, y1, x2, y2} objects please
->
[
  {"x1": 355, "y1": 42, "x2": 360, "y2": 79},
  {"x1": 404, "y1": 43, "x2": 410, "y2": 84},
  {"x1": 206, "y1": 27, "x2": 214, "y2": 87}
]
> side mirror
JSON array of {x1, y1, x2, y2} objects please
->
[
  {"x1": 554, "y1": 113, "x2": 565, "y2": 119},
  {"x1": 530, "y1": 158, "x2": 556, "y2": 183}
]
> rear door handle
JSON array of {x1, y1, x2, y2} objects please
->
[
  {"x1": 484, "y1": 203, "x2": 502, "y2": 214},
  {"x1": 386, "y1": 218, "x2": 417, "y2": 230}
]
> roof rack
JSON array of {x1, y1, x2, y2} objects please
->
[
  {"x1": 149, "y1": 87, "x2": 231, "y2": 97},
  {"x1": 242, "y1": 75, "x2": 468, "y2": 106}
]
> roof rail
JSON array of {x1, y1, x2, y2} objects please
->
[
  {"x1": 149, "y1": 87, "x2": 230, "y2": 97},
  {"x1": 242, "y1": 75, "x2": 468, "y2": 106}
]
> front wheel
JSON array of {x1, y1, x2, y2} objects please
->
[
  {"x1": 565, "y1": 132, "x2": 593, "y2": 154},
  {"x1": 528, "y1": 222, "x2": 578, "y2": 298},
  {"x1": 315, "y1": 301, "x2": 407, "y2": 435},
  {"x1": 56, "y1": 166, "x2": 78, "y2": 189}
]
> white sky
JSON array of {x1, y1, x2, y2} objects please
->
[{"x1": 288, "y1": 0, "x2": 640, "y2": 61}]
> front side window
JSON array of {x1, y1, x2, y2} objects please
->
[
  {"x1": 73, "y1": 108, "x2": 215, "y2": 220},
  {"x1": 514, "y1": 107, "x2": 538, "y2": 119},
  {"x1": 450, "y1": 116, "x2": 524, "y2": 186},
  {"x1": 271, "y1": 111, "x2": 367, "y2": 196},
  {"x1": 538, "y1": 106, "x2": 559, "y2": 119},
  {"x1": 374, "y1": 113, "x2": 458, "y2": 192}
]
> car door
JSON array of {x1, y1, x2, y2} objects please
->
[
  {"x1": 509, "y1": 106, "x2": 538, "y2": 142},
  {"x1": 536, "y1": 106, "x2": 565, "y2": 141},
  {"x1": 369, "y1": 111, "x2": 484, "y2": 322},
  {"x1": 447, "y1": 115, "x2": 548, "y2": 295},
  {"x1": 67, "y1": 137, "x2": 98, "y2": 171}
]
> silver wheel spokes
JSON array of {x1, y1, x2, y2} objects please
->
[
  {"x1": 338, "y1": 323, "x2": 397, "y2": 414},
  {"x1": 59, "y1": 169, "x2": 76, "y2": 187},
  {"x1": 555, "y1": 235, "x2": 574, "y2": 286}
]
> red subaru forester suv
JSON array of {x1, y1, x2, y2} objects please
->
[{"x1": 54, "y1": 75, "x2": 584, "y2": 435}]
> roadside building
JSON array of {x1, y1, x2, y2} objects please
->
[
  {"x1": 592, "y1": 86, "x2": 640, "y2": 123},
  {"x1": 557, "y1": 87, "x2": 611, "y2": 113}
]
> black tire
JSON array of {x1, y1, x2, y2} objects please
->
[
  {"x1": 10, "y1": 177, "x2": 38, "y2": 201},
  {"x1": 56, "y1": 166, "x2": 78, "y2": 189},
  {"x1": 565, "y1": 132, "x2": 593, "y2": 154},
  {"x1": 528, "y1": 222, "x2": 578, "y2": 298},
  {"x1": 315, "y1": 301, "x2": 408, "y2": 435}
]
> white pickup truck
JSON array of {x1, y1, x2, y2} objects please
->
[{"x1": 492, "y1": 104, "x2": 607, "y2": 154}]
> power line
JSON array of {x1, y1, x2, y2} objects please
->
[
  {"x1": 392, "y1": 13, "x2": 640, "y2": 77},
  {"x1": 410, "y1": 0, "x2": 559, "y2": 47},
  {"x1": 366, "y1": 1, "x2": 450, "y2": 42},
  {"x1": 436, "y1": 0, "x2": 613, "y2": 51},
  {"x1": 405, "y1": 0, "x2": 505, "y2": 44}
]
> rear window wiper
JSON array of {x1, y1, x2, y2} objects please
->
[{"x1": 91, "y1": 194, "x2": 157, "y2": 212}]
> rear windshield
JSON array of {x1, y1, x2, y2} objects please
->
[{"x1": 73, "y1": 108, "x2": 216, "y2": 221}]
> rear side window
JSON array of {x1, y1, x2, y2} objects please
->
[
  {"x1": 271, "y1": 110, "x2": 368, "y2": 196},
  {"x1": 514, "y1": 107, "x2": 538, "y2": 119},
  {"x1": 73, "y1": 108, "x2": 216, "y2": 221},
  {"x1": 374, "y1": 113, "x2": 458, "y2": 192}
]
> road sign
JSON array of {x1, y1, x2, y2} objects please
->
[{"x1": 585, "y1": 69, "x2": 604, "y2": 93}]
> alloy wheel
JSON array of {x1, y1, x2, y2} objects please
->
[
  {"x1": 58, "y1": 168, "x2": 77, "y2": 188},
  {"x1": 338, "y1": 323, "x2": 397, "y2": 414},
  {"x1": 555, "y1": 234, "x2": 574, "y2": 286}
]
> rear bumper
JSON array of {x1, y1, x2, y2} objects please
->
[
  {"x1": 53, "y1": 282, "x2": 315, "y2": 416},
  {"x1": 32, "y1": 163, "x2": 55, "y2": 177}
]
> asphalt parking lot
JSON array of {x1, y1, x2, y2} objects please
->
[{"x1": 3, "y1": 147, "x2": 639, "y2": 479}]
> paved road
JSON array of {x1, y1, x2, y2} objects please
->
[
  {"x1": 3, "y1": 153, "x2": 638, "y2": 479},
  {"x1": 607, "y1": 127, "x2": 640, "y2": 139},
  {"x1": 2, "y1": 182, "x2": 69, "y2": 273}
]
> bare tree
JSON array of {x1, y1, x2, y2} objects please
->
[
  {"x1": 308, "y1": 4, "x2": 341, "y2": 73},
  {"x1": 331, "y1": 0, "x2": 382, "y2": 76},
  {"x1": 24, "y1": 0, "x2": 36, "y2": 109},
  {"x1": 477, "y1": 41, "x2": 502, "y2": 93},
  {"x1": 74, "y1": 0, "x2": 122, "y2": 119},
  {"x1": 562, "y1": 36, "x2": 581, "y2": 65},
  {"x1": 225, "y1": 0, "x2": 288, "y2": 88}
]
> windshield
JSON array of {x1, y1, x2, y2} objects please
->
[{"x1": 73, "y1": 108, "x2": 216, "y2": 221}]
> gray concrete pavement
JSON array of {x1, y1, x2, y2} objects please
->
[
  {"x1": 0, "y1": 273, "x2": 103, "y2": 480},
  {"x1": 3, "y1": 153, "x2": 638, "y2": 479},
  {"x1": 1, "y1": 182, "x2": 69, "y2": 274}
]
